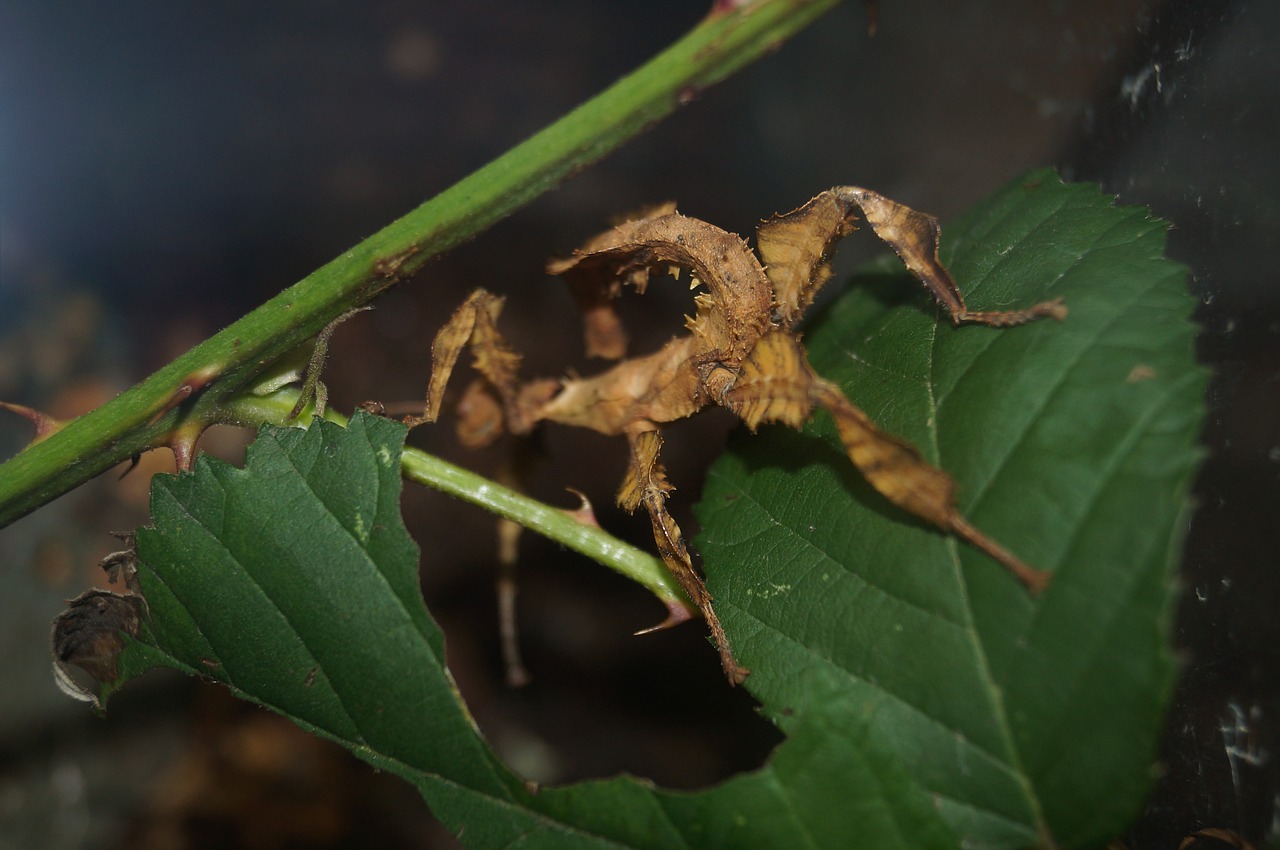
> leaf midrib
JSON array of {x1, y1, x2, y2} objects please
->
[{"x1": 717, "y1": 475, "x2": 1033, "y2": 809}]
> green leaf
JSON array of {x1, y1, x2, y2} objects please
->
[
  {"x1": 695, "y1": 170, "x2": 1206, "y2": 848},
  {"x1": 122, "y1": 413, "x2": 516, "y2": 796},
  {"x1": 93, "y1": 171, "x2": 1202, "y2": 849},
  {"x1": 107, "y1": 411, "x2": 955, "y2": 849}
]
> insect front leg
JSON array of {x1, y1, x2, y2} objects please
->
[
  {"x1": 408, "y1": 291, "x2": 554, "y2": 685},
  {"x1": 618, "y1": 427, "x2": 749, "y2": 685},
  {"x1": 404, "y1": 289, "x2": 526, "y2": 444}
]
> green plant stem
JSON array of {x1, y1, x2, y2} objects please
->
[
  {"x1": 223, "y1": 389, "x2": 691, "y2": 613},
  {"x1": 0, "y1": 0, "x2": 841, "y2": 530}
]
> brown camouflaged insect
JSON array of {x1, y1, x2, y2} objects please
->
[{"x1": 407, "y1": 187, "x2": 1065, "y2": 684}]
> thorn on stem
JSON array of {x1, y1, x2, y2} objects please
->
[
  {"x1": 0, "y1": 401, "x2": 64, "y2": 443},
  {"x1": 168, "y1": 421, "x2": 206, "y2": 472},
  {"x1": 116, "y1": 455, "x2": 142, "y2": 480},
  {"x1": 148, "y1": 367, "x2": 220, "y2": 427},
  {"x1": 559, "y1": 488, "x2": 601, "y2": 528},
  {"x1": 633, "y1": 597, "x2": 698, "y2": 635}
]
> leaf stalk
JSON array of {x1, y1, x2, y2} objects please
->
[{"x1": 222, "y1": 389, "x2": 692, "y2": 613}]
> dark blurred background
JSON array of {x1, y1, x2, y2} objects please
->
[{"x1": 0, "y1": 1, "x2": 1275, "y2": 848}]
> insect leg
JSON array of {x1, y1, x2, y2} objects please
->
[
  {"x1": 809, "y1": 378, "x2": 1052, "y2": 594},
  {"x1": 404, "y1": 289, "x2": 525, "y2": 445},
  {"x1": 619, "y1": 427, "x2": 749, "y2": 685},
  {"x1": 832, "y1": 187, "x2": 1067, "y2": 327},
  {"x1": 757, "y1": 187, "x2": 1065, "y2": 330}
]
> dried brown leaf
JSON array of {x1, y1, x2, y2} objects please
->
[{"x1": 52, "y1": 590, "x2": 145, "y2": 706}]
